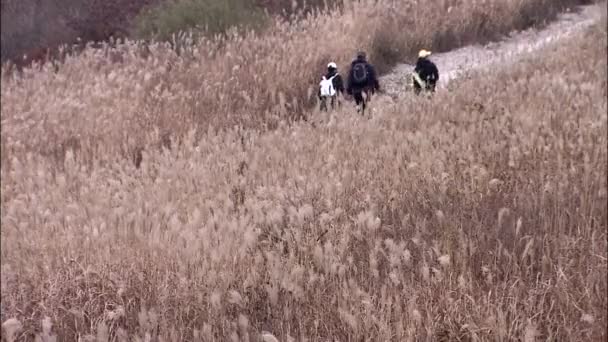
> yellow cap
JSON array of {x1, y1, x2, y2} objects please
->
[{"x1": 418, "y1": 49, "x2": 432, "y2": 58}]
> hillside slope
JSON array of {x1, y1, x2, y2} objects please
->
[{"x1": 2, "y1": 1, "x2": 600, "y2": 172}]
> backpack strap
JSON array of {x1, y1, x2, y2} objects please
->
[{"x1": 412, "y1": 72, "x2": 426, "y2": 87}]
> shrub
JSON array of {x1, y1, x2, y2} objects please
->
[{"x1": 132, "y1": 0, "x2": 269, "y2": 41}]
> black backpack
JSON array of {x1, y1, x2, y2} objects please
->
[{"x1": 352, "y1": 62, "x2": 368, "y2": 85}]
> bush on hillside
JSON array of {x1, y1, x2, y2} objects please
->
[{"x1": 132, "y1": 0, "x2": 268, "y2": 41}]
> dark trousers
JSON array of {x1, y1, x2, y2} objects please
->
[
  {"x1": 320, "y1": 96, "x2": 339, "y2": 111},
  {"x1": 413, "y1": 80, "x2": 436, "y2": 95},
  {"x1": 352, "y1": 88, "x2": 371, "y2": 114}
]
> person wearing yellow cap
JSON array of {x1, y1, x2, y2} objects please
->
[{"x1": 412, "y1": 49, "x2": 439, "y2": 95}]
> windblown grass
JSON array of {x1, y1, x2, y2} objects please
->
[{"x1": 1, "y1": 9, "x2": 606, "y2": 341}]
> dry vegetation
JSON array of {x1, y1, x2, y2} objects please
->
[
  {"x1": 0, "y1": 0, "x2": 595, "y2": 165},
  {"x1": 1, "y1": 0, "x2": 607, "y2": 341}
]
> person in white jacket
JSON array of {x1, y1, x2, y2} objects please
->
[{"x1": 319, "y1": 62, "x2": 345, "y2": 111}]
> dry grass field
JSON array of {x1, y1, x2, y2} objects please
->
[{"x1": 1, "y1": 0, "x2": 606, "y2": 341}]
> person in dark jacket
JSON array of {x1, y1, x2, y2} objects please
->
[
  {"x1": 318, "y1": 62, "x2": 345, "y2": 111},
  {"x1": 412, "y1": 49, "x2": 439, "y2": 95},
  {"x1": 347, "y1": 51, "x2": 380, "y2": 114}
]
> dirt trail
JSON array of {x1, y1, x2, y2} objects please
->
[{"x1": 380, "y1": 3, "x2": 603, "y2": 98}]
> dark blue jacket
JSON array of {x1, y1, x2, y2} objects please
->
[{"x1": 346, "y1": 57, "x2": 380, "y2": 94}]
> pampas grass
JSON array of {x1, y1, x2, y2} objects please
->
[{"x1": 1, "y1": 1, "x2": 606, "y2": 341}]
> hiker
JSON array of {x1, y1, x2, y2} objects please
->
[
  {"x1": 412, "y1": 49, "x2": 439, "y2": 95},
  {"x1": 318, "y1": 62, "x2": 345, "y2": 111},
  {"x1": 346, "y1": 51, "x2": 380, "y2": 114}
]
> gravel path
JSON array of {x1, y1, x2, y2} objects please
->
[{"x1": 379, "y1": 3, "x2": 603, "y2": 99}]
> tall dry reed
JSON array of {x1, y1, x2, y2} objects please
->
[
  {"x1": 0, "y1": 0, "x2": 592, "y2": 170},
  {"x1": 1, "y1": 13, "x2": 606, "y2": 340}
]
